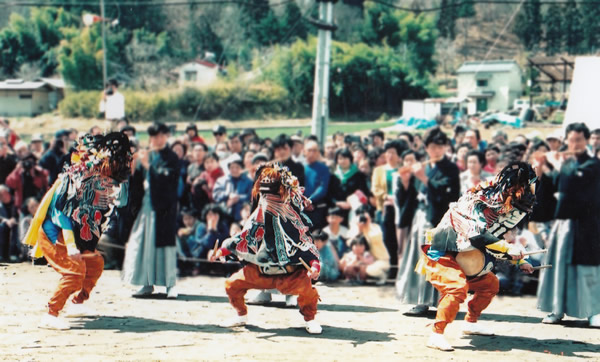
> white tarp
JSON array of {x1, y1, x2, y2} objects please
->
[{"x1": 564, "y1": 57, "x2": 600, "y2": 130}]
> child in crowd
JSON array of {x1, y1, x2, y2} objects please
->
[
  {"x1": 312, "y1": 230, "x2": 340, "y2": 282},
  {"x1": 339, "y1": 236, "x2": 374, "y2": 283},
  {"x1": 323, "y1": 207, "x2": 349, "y2": 256}
]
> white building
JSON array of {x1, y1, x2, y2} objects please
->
[
  {"x1": 174, "y1": 59, "x2": 223, "y2": 87},
  {"x1": 456, "y1": 60, "x2": 522, "y2": 114},
  {"x1": 0, "y1": 78, "x2": 65, "y2": 117}
]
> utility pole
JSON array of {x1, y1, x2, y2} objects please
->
[
  {"x1": 100, "y1": 0, "x2": 108, "y2": 88},
  {"x1": 310, "y1": 0, "x2": 336, "y2": 145}
]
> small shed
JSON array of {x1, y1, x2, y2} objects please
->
[{"x1": 0, "y1": 78, "x2": 65, "y2": 117}]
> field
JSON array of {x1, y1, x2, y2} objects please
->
[{"x1": 1, "y1": 263, "x2": 599, "y2": 361}]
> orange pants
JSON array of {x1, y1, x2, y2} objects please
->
[
  {"x1": 425, "y1": 255, "x2": 499, "y2": 334},
  {"x1": 225, "y1": 264, "x2": 320, "y2": 321},
  {"x1": 38, "y1": 230, "x2": 104, "y2": 316}
]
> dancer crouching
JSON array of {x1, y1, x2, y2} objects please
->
[
  {"x1": 24, "y1": 133, "x2": 131, "y2": 330},
  {"x1": 418, "y1": 162, "x2": 536, "y2": 351},
  {"x1": 210, "y1": 163, "x2": 322, "y2": 334}
]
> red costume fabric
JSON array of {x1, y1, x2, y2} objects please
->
[{"x1": 425, "y1": 255, "x2": 499, "y2": 333}]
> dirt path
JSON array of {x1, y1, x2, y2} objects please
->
[{"x1": 1, "y1": 263, "x2": 598, "y2": 361}]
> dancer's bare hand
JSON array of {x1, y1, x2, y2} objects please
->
[
  {"x1": 520, "y1": 263, "x2": 534, "y2": 274},
  {"x1": 510, "y1": 250, "x2": 525, "y2": 260},
  {"x1": 307, "y1": 266, "x2": 320, "y2": 280},
  {"x1": 208, "y1": 249, "x2": 223, "y2": 262}
]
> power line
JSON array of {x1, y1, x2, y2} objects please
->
[
  {"x1": 368, "y1": 0, "x2": 600, "y2": 12},
  {"x1": 0, "y1": 0, "x2": 296, "y2": 8}
]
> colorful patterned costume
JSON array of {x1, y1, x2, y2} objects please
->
[
  {"x1": 24, "y1": 133, "x2": 131, "y2": 317},
  {"x1": 419, "y1": 162, "x2": 536, "y2": 335},
  {"x1": 217, "y1": 163, "x2": 321, "y2": 322}
]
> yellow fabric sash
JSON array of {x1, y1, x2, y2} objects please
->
[{"x1": 23, "y1": 180, "x2": 61, "y2": 258}]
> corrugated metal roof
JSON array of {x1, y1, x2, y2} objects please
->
[
  {"x1": 0, "y1": 80, "x2": 48, "y2": 90},
  {"x1": 457, "y1": 60, "x2": 520, "y2": 74},
  {"x1": 37, "y1": 78, "x2": 66, "y2": 89}
]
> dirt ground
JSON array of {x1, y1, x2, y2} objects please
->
[{"x1": 1, "y1": 262, "x2": 599, "y2": 361}]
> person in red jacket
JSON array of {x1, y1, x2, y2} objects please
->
[{"x1": 5, "y1": 153, "x2": 48, "y2": 209}]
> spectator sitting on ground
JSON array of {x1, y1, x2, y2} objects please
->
[
  {"x1": 339, "y1": 236, "x2": 375, "y2": 284},
  {"x1": 323, "y1": 207, "x2": 349, "y2": 255},
  {"x1": 312, "y1": 230, "x2": 340, "y2": 282},
  {"x1": 348, "y1": 205, "x2": 390, "y2": 285},
  {"x1": 179, "y1": 204, "x2": 229, "y2": 261}
]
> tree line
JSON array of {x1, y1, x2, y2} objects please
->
[{"x1": 513, "y1": 0, "x2": 600, "y2": 56}]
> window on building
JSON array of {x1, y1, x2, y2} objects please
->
[
  {"x1": 19, "y1": 94, "x2": 32, "y2": 99},
  {"x1": 476, "y1": 79, "x2": 488, "y2": 87},
  {"x1": 184, "y1": 71, "x2": 197, "y2": 82}
]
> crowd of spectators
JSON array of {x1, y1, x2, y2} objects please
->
[{"x1": 2, "y1": 117, "x2": 599, "y2": 296}]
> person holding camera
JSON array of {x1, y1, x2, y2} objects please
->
[
  {"x1": 347, "y1": 205, "x2": 390, "y2": 285},
  {"x1": 99, "y1": 78, "x2": 125, "y2": 131},
  {"x1": 5, "y1": 153, "x2": 48, "y2": 209}
]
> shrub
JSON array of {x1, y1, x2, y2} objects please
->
[
  {"x1": 59, "y1": 90, "x2": 101, "y2": 118},
  {"x1": 58, "y1": 82, "x2": 289, "y2": 121}
]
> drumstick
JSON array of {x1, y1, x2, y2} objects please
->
[
  {"x1": 532, "y1": 265, "x2": 552, "y2": 270},
  {"x1": 212, "y1": 239, "x2": 220, "y2": 255},
  {"x1": 299, "y1": 257, "x2": 312, "y2": 271},
  {"x1": 523, "y1": 249, "x2": 547, "y2": 256}
]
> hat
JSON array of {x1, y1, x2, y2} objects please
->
[
  {"x1": 327, "y1": 206, "x2": 344, "y2": 217},
  {"x1": 290, "y1": 135, "x2": 303, "y2": 144},
  {"x1": 227, "y1": 154, "x2": 243, "y2": 168},
  {"x1": 212, "y1": 125, "x2": 227, "y2": 134},
  {"x1": 180, "y1": 206, "x2": 199, "y2": 217},
  {"x1": 251, "y1": 152, "x2": 269, "y2": 164},
  {"x1": 369, "y1": 129, "x2": 384, "y2": 138},
  {"x1": 54, "y1": 129, "x2": 69, "y2": 139},
  {"x1": 147, "y1": 122, "x2": 170, "y2": 136},
  {"x1": 240, "y1": 128, "x2": 256, "y2": 137},
  {"x1": 120, "y1": 125, "x2": 136, "y2": 135},
  {"x1": 545, "y1": 129, "x2": 563, "y2": 141},
  {"x1": 492, "y1": 129, "x2": 507, "y2": 139},
  {"x1": 31, "y1": 133, "x2": 43, "y2": 142}
]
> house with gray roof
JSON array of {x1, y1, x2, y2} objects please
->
[
  {"x1": 457, "y1": 60, "x2": 522, "y2": 114},
  {"x1": 0, "y1": 78, "x2": 65, "y2": 117}
]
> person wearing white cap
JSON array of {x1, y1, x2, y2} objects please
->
[{"x1": 545, "y1": 129, "x2": 563, "y2": 152}]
